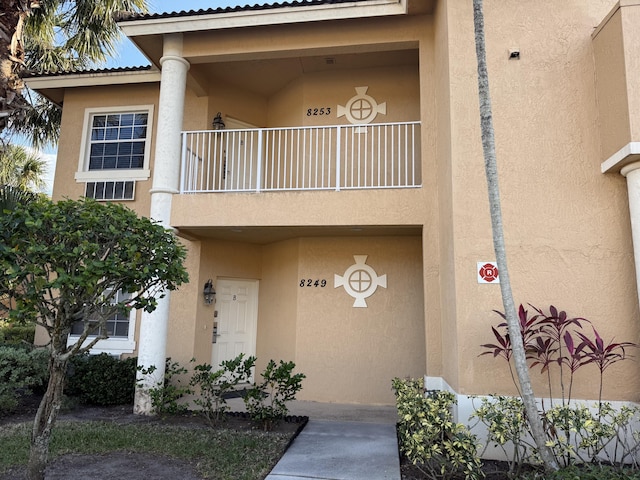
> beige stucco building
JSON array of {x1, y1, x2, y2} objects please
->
[{"x1": 28, "y1": 0, "x2": 640, "y2": 412}]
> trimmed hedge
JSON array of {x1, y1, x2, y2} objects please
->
[
  {"x1": 0, "y1": 324, "x2": 35, "y2": 346},
  {"x1": 66, "y1": 353, "x2": 137, "y2": 406},
  {"x1": 0, "y1": 346, "x2": 49, "y2": 414}
]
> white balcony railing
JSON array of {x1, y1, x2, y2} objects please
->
[{"x1": 180, "y1": 121, "x2": 421, "y2": 193}]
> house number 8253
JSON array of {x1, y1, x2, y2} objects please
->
[{"x1": 306, "y1": 108, "x2": 331, "y2": 116}]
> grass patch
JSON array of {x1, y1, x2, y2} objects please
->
[{"x1": 0, "y1": 420, "x2": 293, "y2": 480}]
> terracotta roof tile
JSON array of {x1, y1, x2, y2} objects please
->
[
  {"x1": 23, "y1": 65, "x2": 154, "y2": 79},
  {"x1": 117, "y1": 0, "x2": 369, "y2": 21}
]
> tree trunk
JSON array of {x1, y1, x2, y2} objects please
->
[
  {"x1": 0, "y1": 0, "x2": 31, "y2": 131},
  {"x1": 471, "y1": 0, "x2": 558, "y2": 472},
  {"x1": 27, "y1": 355, "x2": 68, "y2": 480}
]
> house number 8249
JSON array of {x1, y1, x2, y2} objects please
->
[{"x1": 300, "y1": 279, "x2": 327, "y2": 287}]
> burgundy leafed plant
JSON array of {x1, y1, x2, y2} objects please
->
[
  {"x1": 480, "y1": 304, "x2": 542, "y2": 396},
  {"x1": 481, "y1": 325, "x2": 513, "y2": 361},
  {"x1": 481, "y1": 304, "x2": 636, "y2": 408},
  {"x1": 576, "y1": 327, "x2": 636, "y2": 407},
  {"x1": 534, "y1": 305, "x2": 587, "y2": 403},
  {"x1": 560, "y1": 331, "x2": 588, "y2": 403}
]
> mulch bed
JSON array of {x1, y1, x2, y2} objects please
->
[
  {"x1": 0, "y1": 392, "x2": 307, "y2": 435},
  {"x1": 400, "y1": 459, "x2": 524, "y2": 480},
  {"x1": 0, "y1": 392, "x2": 308, "y2": 480},
  {"x1": 0, "y1": 393, "x2": 538, "y2": 480}
]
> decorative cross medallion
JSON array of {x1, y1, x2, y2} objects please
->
[
  {"x1": 335, "y1": 255, "x2": 387, "y2": 307},
  {"x1": 337, "y1": 87, "x2": 387, "y2": 125}
]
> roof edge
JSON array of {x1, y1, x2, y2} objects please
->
[
  {"x1": 119, "y1": 0, "x2": 408, "y2": 36},
  {"x1": 25, "y1": 67, "x2": 160, "y2": 90}
]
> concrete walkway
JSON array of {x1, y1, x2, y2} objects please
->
[
  {"x1": 265, "y1": 419, "x2": 401, "y2": 480},
  {"x1": 223, "y1": 400, "x2": 399, "y2": 480}
]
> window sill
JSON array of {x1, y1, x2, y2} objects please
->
[
  {"x1": 75, "y1": 169, "x2": 150, "y2": 182},
  {"x1": 67, "y1": 336, "x2": 136, "y2": 356}
]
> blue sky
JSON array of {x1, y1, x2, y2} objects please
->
[
  {"x1": 36, "y1": 1, "x2": 269, "y2": 194},
  {"x1": 108, "y1": 1, "x2": 265, "y2": 67}
]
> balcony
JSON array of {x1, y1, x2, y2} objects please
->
[{"x1": 180, "y1": 122, "x2": 421, "y2": 194}]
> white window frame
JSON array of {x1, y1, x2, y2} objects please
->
[
  {"x1": 66, "y1": 291, "x2": 137, "y2": 356},
  {"x1": 75, "y1": 105, "x2": 154, "y2": 182},
  {"x1": 85, "y1": 180, "x2": 136, "y2": 201}
]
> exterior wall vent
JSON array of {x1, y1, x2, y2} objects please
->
[{"x1": 85, "y1": 181, "x2": 135, "y2": 201}]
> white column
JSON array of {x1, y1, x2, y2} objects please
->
[
  {"x1": 134, "y1": 34, "x2": 189, "y2": 415},
  {"x1": 621, "y1": 161, "x2": 640, "y2": 303}
]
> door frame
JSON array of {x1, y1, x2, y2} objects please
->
[{"x1": 211, "y1": 277, "x2": 259, "y2": 370}]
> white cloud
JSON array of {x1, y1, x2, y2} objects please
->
[{"x1": 39, "y1": 151, "x2": 57, "y2": 196}]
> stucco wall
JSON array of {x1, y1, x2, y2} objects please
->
[
  {"x1": 434, "y1": 0, "x2": 458, "y2": 391},
  {"x1": 257, "y1": 239, "x2": 300, "y2": 369},
  {"x1": 41, "y1": 0, "x2": 640, "y2": 405},
  {"x1": 206, "y1": 80, "x2": 268, "y2": 130},
  {"x1": 186, "y1": 235, "x2": 424, "y2": 405},
  {"x1": 593, "y1": 1, "x2": 640, "y2": 161},
  {"x1": 207, "y1": 63, "x2": 419, "y2": 129},
  {"x1": 293, "y1": 235, "x2": 425, "y2": 404},
  {"x1": 165, "y1": 238, "x2": 201, "y2": 366},
  {"x1": 441, "y1": 0, "x2": 639, "y2": 401},
  {"x1": 592, "y1": 6, "x2": 630, "y2": 160},
  {"x1": 619, "y1": 2, "x2": 640, "y2": 152}
]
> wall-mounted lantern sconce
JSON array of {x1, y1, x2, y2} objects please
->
[
  {"x1": 212, "y1": 112, "x2": 225, "y2": 130},
  {"x1": 203, "y1": 279, "x2": 216, "y2": 305}
]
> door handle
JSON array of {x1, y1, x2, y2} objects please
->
[{"x1": 212, "y1": 322, "x2": 220, "y2": 343}]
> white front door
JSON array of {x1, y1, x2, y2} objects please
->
[{"x1": 211, "y1": 278, "x2": 258, "y2": 374}]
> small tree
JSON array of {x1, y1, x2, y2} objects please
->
[
  {"x1": 0, "y1": 184, "x2": 39, "y2": 326},
  {"x1": 0, "y1": 197, "x2": 188, "y2": 480}
]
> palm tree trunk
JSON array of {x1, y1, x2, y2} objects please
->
[
  {"x1": 471, "y1": 0, "x2": 558, "y2": 472},
  {"x1": 27, "y1": 355, "x2": 68, "y2": 480},
  {"x1": 0, "y1": 0, "x2": 31, "y2": 131}
]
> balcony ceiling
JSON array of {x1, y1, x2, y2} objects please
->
[
  {"x1": 177, "y1": 225, "x2": 422, "y2": 244},
  {"x1": 189, "y1": 48, "x2": 418, "y2": 97}
]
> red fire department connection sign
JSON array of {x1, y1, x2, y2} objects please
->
[{"x1": 477, "y1": 262, "x2": 500, "y2": 284}]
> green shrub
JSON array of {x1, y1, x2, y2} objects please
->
[
  {"x1": 0, "y1": 346, "x2": 49, "y2": 414},
  {"x1": 472, "y1": 396, "x2": 640, "y2": 472},
  {"x1": 471, "y1": 395, "x2": 535, "y2": 476},
  {"x1": 0, "y1": 324, "x2": 35, "y2": 346},
  {"x1": 393, "y1": 377, "x2": 483, "y2": 480},
  {"x1": 190, "y1": 354, "x2": 256, "y2": 426},
  {"x1": 137, "y1": 358, "x2": 192, "y2": 415},
  {"x1": 66, "y1": 353, "x2": 137, "y2": 406},
  {"x1": 244, "y1": 359, "x2": 305, "y2": 431}
]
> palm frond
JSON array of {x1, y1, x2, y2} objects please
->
[
  {"x1": 2, "y1": 0, "x2": 148, "y2": 142},
  {"x1": 0, "y1": 143, "x2": 48, "y2": 191},
  {"x1": 8, "y1": 90, "x2": 62, "y2": 148},
  {"x1": 0, "y1": 183, "x2": 38, "y2": 213}
]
